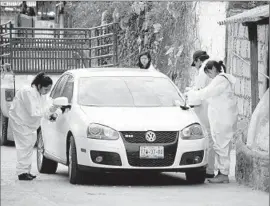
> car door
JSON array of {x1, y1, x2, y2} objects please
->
[
  {"x1": 42, "y1": 75, "x2": 69, "y2": 157},
  {"x1": 53, "y1": 75, "x2": 74, "y2": 160}
]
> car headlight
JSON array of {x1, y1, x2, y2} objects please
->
[
  {"x1": 87, "y1": 123, "x2": 119, "y2": 140},
  {"x1": 181, "y1": 124, "x2": 204, "y2": 140}
]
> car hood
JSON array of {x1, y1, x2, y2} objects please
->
[{"x1": 80, "y1": 106, "x2": 199, "y2": 131}]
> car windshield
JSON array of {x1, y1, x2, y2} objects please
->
[{"x1": 78, "y1": 76, "x2": 185, "y2": 107}]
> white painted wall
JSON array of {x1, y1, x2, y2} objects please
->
[{"x1": 196, "y1": 2, "x2": 227, "y2": 61}]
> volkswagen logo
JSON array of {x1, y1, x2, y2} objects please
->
[{"x1": 145, "y1": 131, "x2": 156, "y2": 142}]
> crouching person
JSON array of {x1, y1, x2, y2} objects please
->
[
  {"x1": 186, "y1": 60, "x2": 238, "y2": 183},
  {"x1": 9, "y1": 72, "x2": 62, "y2": 181}
]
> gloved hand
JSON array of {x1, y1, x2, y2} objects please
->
[
  {"x1": 60, "y1": 105, "x2": 71, "y2": 114},
  {"x1": 49, "y1": 113, "x2": 58, "y2": 122},
  {"x1": 49, "y1": 105, "x2": 60, "y2": 113},
  {"x1": 185, "y1": 87, "x2": 192, "y2": 93}
]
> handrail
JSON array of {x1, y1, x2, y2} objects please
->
[
  {"x1": 11, "y1": 23, "x2": 115, "y2": 31},
  {"x1": 0, "y1": 21, "x2": 12, "y2": 27}
]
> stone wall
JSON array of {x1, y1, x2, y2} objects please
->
[
  {"x1": 226, "y1": 23, "x2": 269, "y2": 119},
  {"x1": 226, "y1": 4, "x2": 269, "y2": 193},
  {"x1": 236, "y1": 136, "x2": 269, "y2": 192}
]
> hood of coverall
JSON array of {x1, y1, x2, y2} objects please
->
[{"x1": 219, "y1": 73, "x2": 237, "y2": 86}]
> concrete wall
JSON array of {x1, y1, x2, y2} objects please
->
[{"x1": 34, "y1": 19, "x2": 55, "y2": 38}]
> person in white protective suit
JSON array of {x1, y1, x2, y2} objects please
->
[
  {"x1": 9, "y1": 72, "x2": 62, "y2": 181},
  {"x1": 186, "y1": 60, "x2": 238, "y2": 183},
  {"x1": 186, "y1": 50, "x2": 216, "y2": 178},
  {"x1": 137, "y1": 51, "x2": 156, "y2": 71}
]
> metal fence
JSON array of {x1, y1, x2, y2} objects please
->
[
  {"x1": 0, "y1": 21, "x2": 118, "y2": 74},
  {"x1": 0, "y1": 21, "x2": 12, "y2": 66}
]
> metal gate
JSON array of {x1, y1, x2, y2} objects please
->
[{"x1": 0, "y1": 21, "x2": 118, "y2": 74}]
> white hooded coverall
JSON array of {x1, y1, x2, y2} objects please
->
[
  {"x1": 187, "y1": 60, "x2": 215, "y2": 175},
  {"x1": 9, "y1": 86, "x2": 61, "y2": 175},
  {"x1": 187, "y1": 73, "x2": 238, "y2": 175}
]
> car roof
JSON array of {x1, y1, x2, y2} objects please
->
[{"x1": 63, "y1": 68, "x2": 168, "y2": 78}]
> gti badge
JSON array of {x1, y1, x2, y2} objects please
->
[
  {"x1": 125, "y1": 134, "x2": 133, "y2": 138},
  {"x1": 145, "y1": 131, "x2": 156, "y2": 142}
]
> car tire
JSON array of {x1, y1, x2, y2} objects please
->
[
  {"x1": 68, "y1": 136, "x2": 84, "y2": 184},
  {"x1": 185, "y1": 168, "x2": 206, "y2": 184},
  {"x1": 37, "y1": 129, "x2": 58, "y2": 174},
  {"x1": 0, "y1": 111, "x2": 9, "y2": 146}
]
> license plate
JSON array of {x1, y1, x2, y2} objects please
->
[{"x1": 139, "y1": 146, "x2": 164, "y2": 159}]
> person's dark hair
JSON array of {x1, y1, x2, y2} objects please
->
[
  {"x1": 27, "y1": 7, "x2": 36, "y2": 16},
  {"x1": 197, "y1": 53, "x2": 209, "y2": 62},
  {"x1": 31, "y1": 72, "x2": 53, "y2": 88},
  {"x1": 137, "y1": 51, "x2": 151, "y2": 69},
  {"x1": 204, "y1": 60, "x2": 226, "y2": 74},
  {"x1": 20, "y1": 1, "x2": 28, "y2": 14}
]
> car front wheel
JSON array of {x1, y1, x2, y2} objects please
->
[
  {"x1": 37, "y1": 129, "x2": 58, "y2": 174},
  {"x1": 68, "y1": 136, "x2": 84, "y2": 184},
  {"x1": 185, "y1": 168, "x2": 206, "y2": 184}
]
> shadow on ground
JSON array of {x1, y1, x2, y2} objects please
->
[{"x1": 55, "y1": 171, "x2": 197, "y2": 187}]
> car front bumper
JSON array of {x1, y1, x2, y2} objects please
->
[{"x1": 75, "y1": 134, "x2": 208, "y2": 171}]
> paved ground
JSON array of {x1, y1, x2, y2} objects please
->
[{"x1": 1, "y1": 145, "x2": 268, "y2": 206}]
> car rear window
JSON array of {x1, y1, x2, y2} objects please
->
[{"x1": 78, "y1": 76, "x2": 184, "y2": 107}]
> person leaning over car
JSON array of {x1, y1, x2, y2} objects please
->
[
  {"x1": 9, "y1": 72, "x2": 62, "y2": 181},
  {"x1": 185, "y1": 50, "x2": 216, "y2": 179},
  {"x1": 186, "y1": 60, "x2": 238, "y2": 183}
]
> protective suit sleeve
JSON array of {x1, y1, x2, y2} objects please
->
[
  {"x1": 188, "y1": 76, "x2": 229, "y2": 102},
  {"x1": 22, "y1": 91, "x2": 61, "y2": 119},
  {"x1": 22, "y1": 90, "x2": 45, "y2": 117},
  {"x1": 148, "y1": 64, "x2": 156, "y2": 71}
]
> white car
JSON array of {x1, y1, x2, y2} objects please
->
[{"x1": 37, "y1": 68, "x2": 208, "y2": 184}]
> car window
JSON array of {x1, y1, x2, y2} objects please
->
[
  {"x1": 61, "y1": 75, "x2": 74, "y2": 103},
  {"x1": 50, "y1": 75, "x2": 69, "y2": 99},
  {"x1": 78, "y1": 76, "x2": 184, "y2": 107}
]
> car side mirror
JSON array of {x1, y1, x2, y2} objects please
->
[{"x1": 53, "y1": 97, "x2": 69, "y2": 106}]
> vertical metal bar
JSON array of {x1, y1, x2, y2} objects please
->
[
  {"x1": 31, "y1": 37, "x2": 34, "y2": 74},
  {"x1": 60, "y1": 33, "x2": 61, "y2": 71},
  {"x1": 50, "y1": 38, "x2": 52, "y2": 73},
  {"x1": 9, "y1": 22, "x2": 16, "y2": 92},
  {"x1": 38, "y1": 38, "x2": 40, "y2": 73},
  {"x1": 60, "y1": 34, "x2": 63, "y2": 72},
  {"x1": 25, "y1": 33, "x2": 28, "y2": 73},
  {"x1": 81, "y1": 33, "x2": 83, "y2": 68},
  {"x1": 89, "y1": 29, "x2": 91, "y2": 68},
  {"x1": 35, "y1": 35, "x2": 37, "y2": 73},
  {"x1": 39, "y1": 37, "x2": 41, "y2": 73},
  {"x1": 66, "y1": 38, "x2": 68, "y2": 71},
  {"x1": 61, "y1": 38, "x2": 63, "y2": 73},
  {"x1": 9, "y1": 22, "x2": 13, "y2": 70},
  {"x1": 47, "y1": 38, "x2": 49, "y2": 73},
  {"x1": 113, "y1": 23, "x2": 118, "y2": 66},
  {"x1": 22, "y1": 30, "x2": 25, "y2": 73},
  {"x1": 54, "y1": 38, "x2": 56, "y2": 73},
  {"x1": 60, "y1": 38, "x2": 62, "y2": 72},
  {"x1": 57, "y1": 33, "x2": 59, "y2": 72}
]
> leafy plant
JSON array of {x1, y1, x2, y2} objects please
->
[{"x1": 68, "y1": 1, "x2": 199, "y2": 92}]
